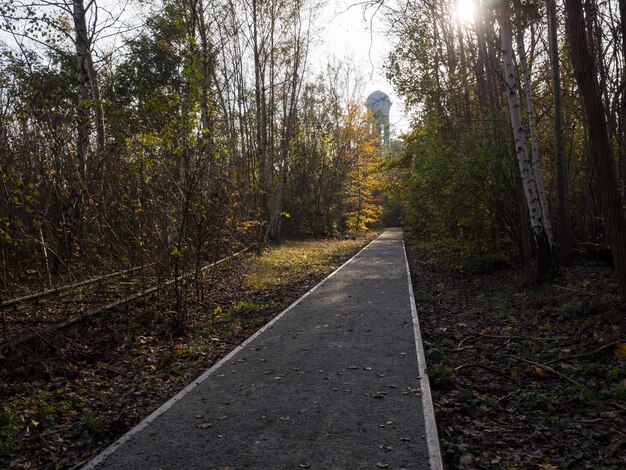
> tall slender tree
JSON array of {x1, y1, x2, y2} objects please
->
[
  {"x1": 498, "y1": 0, "x2": 555, "y2": 279},
  {"x1": 547, "y1": 0, "x2": 573, "y2": 266},
  {"x1": 565, "y1": 0, "x2": 626, "y2": 300}
]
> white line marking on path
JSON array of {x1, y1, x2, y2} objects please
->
[
  {"x1": 83, "y1": 231, "x2": 386, "y2": 469},
  {"x1": 403, "y1": 237, "x2": 444, "y2": 470}
]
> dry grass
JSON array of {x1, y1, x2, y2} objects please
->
[{"x1": 244, "y1": 233, "x2": 382, "y2": 291}]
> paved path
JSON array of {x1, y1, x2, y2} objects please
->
[{"x1": 85, "y1": 229, "x2": 441, "y2": 469}]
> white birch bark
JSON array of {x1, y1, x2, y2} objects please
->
[
  {"x1": 499, "y1": 8, "x2": 547, "y2": 241},
  {"x1": 515, "y1": 25, "x2": 554, "y2": 248}
]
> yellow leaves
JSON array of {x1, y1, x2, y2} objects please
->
[
  {"x1": 213, "y1": 306, "x2": 223, "y2": 318},
  {"x1": 615, "y1": 343, "x2": 626, "y2": 361}
]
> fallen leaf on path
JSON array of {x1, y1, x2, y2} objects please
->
[{"x1": 197, "y1": 422, "x2": 213, "y2": 429}]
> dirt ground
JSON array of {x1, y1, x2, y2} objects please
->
[{"x1": 406, "y1": 243, "x2": 626, "y2": 469}]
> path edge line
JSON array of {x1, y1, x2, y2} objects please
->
[
  {"x1": 83, "y1": 231, "x2": 387, "y2": 469},
  {"x1": 402, "y1": 237, "x2": 444, "y2": 470}
]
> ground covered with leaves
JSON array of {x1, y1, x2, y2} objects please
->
[
  {"x1": 407, "y1": 242, "x2": 626, "y2": 469},
  {"x1": 0, "y1": 233, "x2": 378, "y2": 469}
]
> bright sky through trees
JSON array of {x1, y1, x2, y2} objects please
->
[
  {"x1": 0, "y1": 0, "x2": 407, "y2": 133},
  {"x1": 455, "y1": 0, "x2": 477, "y2": 25},
  {"x1": 314, "y1": 1, "x2": 408, "y2": 134}
]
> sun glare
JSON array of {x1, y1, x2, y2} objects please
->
[{"x1": 456, "y1": 0, "x2": 477, "y2": 25}]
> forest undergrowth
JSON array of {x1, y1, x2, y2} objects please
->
[
  {"x1": 407, "y1": 240, "x2": 626, "y2": 469},
  {"x1": 0, "y1": 233, "x2": 379, "y2": 470}
]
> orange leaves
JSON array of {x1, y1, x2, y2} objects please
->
[{"x1": 339, "y1": 106, "x2": 385, "y2": 233}]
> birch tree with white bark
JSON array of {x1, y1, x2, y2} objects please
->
[{"x1": 497, "y1": 0, "x2": 555, "y2": 277}]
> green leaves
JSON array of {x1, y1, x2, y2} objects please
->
[{"x1": 402, "y1": 127, "x2": 515, "y2": 272}]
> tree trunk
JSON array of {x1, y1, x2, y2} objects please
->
[
  {"x1": 498, "y1": 2, "x2": 554, "y2": 280},
  {"x1": 63, "y1": 0, "x2": 93, "y2": 263},
  {"x1": 514, "y1": 15, "x2": 554, "y2": 249},
  {"x1": 86, "y1": 55, "x2": 105, "y2": 155},
  {"x1": 73, "y1": 0, "x2": 90, "y2": 181},
  {"x1": 517, "y1": 173, "x2": 534, "y2": 281},
  {"x1": 196, "y1": 0, "x2": 213, "y2": 160},
  {"x1": 74, "y1": 2, "x2": 105, "y2": 174},
  {"x1": 618, "y1": 0, "x2": 626, "y2": 202},
  {"x1": 547, "y1": 0, "x2": 573, "y2": 266},
  {"x1": 485, "y1": 5, "x2": 503, "y2": 110},
  {"x1": 457, "y1": 23, "x2": 472, "y2": 127},
  {"x1": 251, "y1": 0, "x2": 271, "y2": 239},
  {"x1": 477, "y1": 1, "x2": 496, "y2": 114},
  {"x1": 565, "y1": 0, "x2": 626, "y2": 301}
]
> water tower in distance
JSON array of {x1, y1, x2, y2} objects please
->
[{"x1": 365, "y1": 90, "x2": 392, "y2": 145}]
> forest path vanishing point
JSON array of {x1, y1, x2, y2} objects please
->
[{"x1": 84, "y1": 229, "x2": 443, "y2": 470}]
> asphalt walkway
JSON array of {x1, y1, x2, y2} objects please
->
[{"x1": 85, "y1": 229, "x2": 442, "y2": 469}]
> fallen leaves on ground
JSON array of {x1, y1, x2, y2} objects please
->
[{"x1": 407, "y1": 244, "x2": 626, "y2": 469}]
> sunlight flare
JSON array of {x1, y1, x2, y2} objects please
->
[{"x1": 456, "y1": 0, "x2": 477, "y2": 25}]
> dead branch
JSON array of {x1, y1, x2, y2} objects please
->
[
  {"x1": 1, "y1": 264, "x2": 148, "y2": 311},
  {"x1": 454, "y1": 362, "x2": 506, "y2": 376},
  {"x1": 506, "y1": 355, "x2": 581, "y2": 387},
  {"x1": 547, "y1": 339, "x2": 625, "y2": 365},
  {"x1": 0, "y1": 247, "x2": 253, "y2": 352}
]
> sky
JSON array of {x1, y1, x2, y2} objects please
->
[{"x1": 313, "y1": 1, "x2": 409, "y2": 134}]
